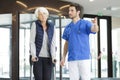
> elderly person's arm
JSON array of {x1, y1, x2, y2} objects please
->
[
  {"x1": 51, "y1": 26, "x2": 57, "y2": 64},
  {"x1": 30, "y1": 22, "x2": 38, "y2": 62}
]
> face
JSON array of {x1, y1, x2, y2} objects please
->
[
  {"x1": 37, "y1": 11, "x2": 48, "y2": 22},
  {"x1": 68, "y1": 6, "x2": 80, "y2": 19}
]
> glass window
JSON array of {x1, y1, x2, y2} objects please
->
[
  {"x1": 0, "y1": 14, "x2": 12, "y2": 25},
  {"x1": 19, "y1": 27, "x2": 30, "y2": 77},
  {"x1": 19, "y1": 14, "x2": 34, "y2": 78},
  {"x1": 0, "y1": 14, "x2": 12, "y2": 78},
  {"x1": 112, "y1": 28, "x2": 120, "y2": 78},
  {"x1": 54, "y1": 18, "x2": 72, "y2": 79},
  {"x1": 100, "y1": 19, "x2": 108, "y2": 77}
]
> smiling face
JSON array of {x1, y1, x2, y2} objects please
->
[
  {"x1": 35, "y1": 7, "x2": 49, "y2": 22},
  {"x1": 37, "y1": 11, "x2": 48, "y2": 22}
]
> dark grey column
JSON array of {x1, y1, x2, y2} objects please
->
[{"x1": 11, "y1": 11, "x2": 19, "y2": 80}]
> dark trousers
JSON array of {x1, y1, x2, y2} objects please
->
[{"x1": 33, "y1": 57, "x2": 53, "y2": 80}]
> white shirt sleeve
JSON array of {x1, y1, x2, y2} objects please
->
[
  {"x1": 51, "y1": 27, "x2": 56, "y2": 60},
  {"x1": 30, "y1": 22, "x2": 36, "y2": 57}
]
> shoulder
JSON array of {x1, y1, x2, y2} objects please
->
[
  {"x1": 80, "y1": 19, "x2": 92, "y2": 27},
  {"x1": 47, "y1": 21, "x2": 54, "y2": 27},
  {"x1": 65, "y1": 22, "x2": 72, "y2": 29},
  {"x1": 31, "y1": 21, "x2": 36, "y2": 28},
  {"x1": 80, "y1": 19, "x2": 91, "y2": 24}
]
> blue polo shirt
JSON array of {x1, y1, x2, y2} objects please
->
[{"x1": 62, "y1": 19, "x2": 95, "y2": 61}]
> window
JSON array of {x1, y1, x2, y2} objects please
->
[{"x1": 0, "y1": 14, "x2": 12, "y2": 78}]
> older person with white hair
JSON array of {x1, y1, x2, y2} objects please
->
[{"x1": 30, "y1": 7, "x2": 56, "y2": 80}]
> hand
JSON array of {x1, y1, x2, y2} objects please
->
[
  {"x1": 52, "y1": 59, "x2": 57, "y2": 64},
  {"x1": 91, "y1": 17, "x2": 98, "y2": 26},
  {"x1": 60, "y1": 58, "x2": 65, "y2": 66},
  {"x1": 31, "y1": 56, "x2": 38, "y2": 62}
]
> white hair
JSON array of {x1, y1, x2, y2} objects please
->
[{"x1": 34, "y1": 7, "x2": 49, "y2": 18}]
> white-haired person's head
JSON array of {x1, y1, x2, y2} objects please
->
[{"x1": 34, "y1": 7, "x2": 49, "y2": 19}]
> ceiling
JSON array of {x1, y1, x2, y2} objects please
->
[
  {"x1": 0, "y1": 0, "x2": 70, "y2": 15},
  {"x1": 0, "y1": 0, "x2": 120, "y2": 18},
  {"x1": 0, "y1": 0, "x2": 120, "y2": 28}
]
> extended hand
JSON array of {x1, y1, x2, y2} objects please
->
[{"x1": 91, "y1": 17, "x2": 98, "y2": 26}]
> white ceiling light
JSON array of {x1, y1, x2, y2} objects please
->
[
  {"x1": 89, "y1": 0, "x2": 94, "y2": 2},
  {"x1": 16, "y1": 1, "x2": 28, "y2": 8}
]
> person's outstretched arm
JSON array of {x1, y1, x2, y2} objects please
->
[{"x1": 91, "y1": 17, "x2": 99, "y2": 32}]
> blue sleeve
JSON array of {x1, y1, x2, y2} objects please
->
[
  {"x1": 86, "y1": 20, "x2": 96, "y2": 34},
  {"x1": 62, "y1": 26, "x2": 69, "y2": 41},
  {"x1": 62, "y1": 28, "x2": 68, "y2": 41}
]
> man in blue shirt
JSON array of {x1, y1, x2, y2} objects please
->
[{"x1": 60, "y1": 3, "x2": 99, "y2": 80}]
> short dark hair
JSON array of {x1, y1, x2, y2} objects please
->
[{"x1": 70, "y1": 3, "x2": 84, "y2": 18}]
